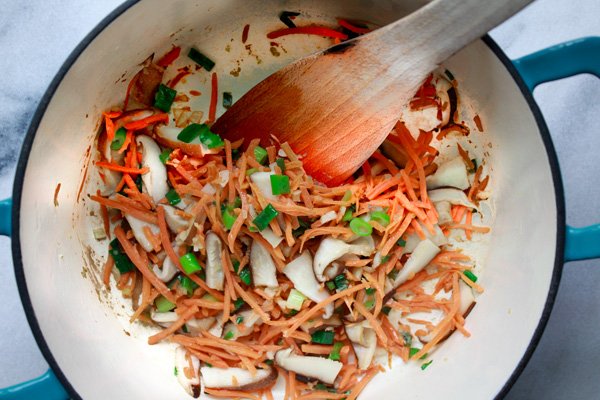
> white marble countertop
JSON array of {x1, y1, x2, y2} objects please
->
[{"x1": 0, "y1": 0, "x2": 598, "y2": 398}]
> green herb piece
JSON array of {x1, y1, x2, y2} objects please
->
[
  {"x1": 177, "y1": 123, "x2": 202, "y2": 143},
  {"x1": 154, "y1": 84, "x2": 177, "y2": 112},
  {"x1": 311, "y1": 330, "x2": 335, "y2": 345},
  {"x1": 110, "y1": 127, "x2": 127, "y2": 151},
  {"x1": 370, "y1": 210, "x2": 390, "y2": 227},
  {"x1": 223, "y1": 91, "x2": 233, "y2": 109},
  {"x1": 401, "y1": 331, "x2": 412, "y2": 346},
  {"x1": 329, "y1": 342, "x2": 344, "y2": 361},
  {"x1": 279, "y1": 11, "x2": 300, "y2": 28},
  {"x1": 135, "y1": 174, "x2": 143, "y2": 192},
  {"x1": 464, "y1": 270, "x2": 478, "y2": 282},
  {"x1": 276, "y1": 158, "x2": 286, "y2": 172},
  {"x1": 469, "y1": 158, "x2": 478, "y2": 173},
  {"x1": 333, "y1": 274, "x2": 348, "y2": 290},
  {"x1": 188, "y1": 48, "x2": 215, "y2": 71},
  {"x1": 381, "y1": 255, "x2": 390, "y2": 263},
  {"x1": 286, "y1": 289, "x2": 306, "y2": 311},
  {"x1": 382, "y1": 306, "x2": 391, "y2": 315},
  {"x1": 387, "y1": 269, "x2": 399, "y2": 281},
  {"x1": 396, "y1": 238, "x2": 407, "y2": 247},
  {"x1": 364, "y1": 298, "x2": 375, "y2": 309},
  {"x1": 421, "y1": 360, "x2": 433, "y2": 370},
  {"x1": 205, "y1": 363, "x2": 213, "y2": 368},
  {"x1": 233, "y1": 298, "x2": 245, "y2": 311},
  {"x1": 342, "y1": 205, "x2": 355, "y2": 222},
  {"x1": 239, "y1": 267, "x2": 252, "y2": 285},
  {"x1": 253, "y1": 204, "x2": 279, "y2": 231},
  {"x1": 232, "y1": 259, "x2": 240, "y2": 274},
  {"x1": 265, "y1": 359, "x2": 274, "y2": 366},
  {"x1": 326, "y1": 281, "x2": 336, "y2": 291},
  {"x1": 224, "y1": 331, "x2": 234, "y2": 340},
  {"x1": 174, "y1": 367, "x2": 178, "y2": 376},
  {"x1": 155, "y1": 295, "x2": 176, "y2": 312},
  {"x1": 254, "y1": 146, "x2": 268, "y2": 164},
  {"x1": 232, "y1": 197, "x2": 242, "y2": 209},
  {"x1": 409, "y1": 347, "x2": 428, "y2": 360},
  {"x1": 270, "y1": 174, "x2": 290, "y2": 195},
  {"x1": 285, "y1": 309, "x2": 299, "y2": 317},
  {"x1": 109, "y1": 238, "x2": 134, "y2": 273},
  {"x1": 350, "y1": 218, "x2": 373, "y2": 236},
  {"x1": 222, "y1": 208, "x2": 237, "y2": 230},
  {"x1": 166, "y1": 188, "x2": 181, "y2": 206},
  {"x1": 342, "y1": 190, "x2": 353, "y2": 202},
  {"x1": 178, "y1": 275, "x2": 199, "y2": 296},
  {"x1": 179, "y1": 253, "x2": 202, "y2": 274},
  {"x1": 365, "y1": 288, "x2": 375, "y2": 295},
  {"x1": 159, "y1": 149, "x2": 172, "y2": 164},
  {"x1": 177, "y1": 123, "x2": 224, "y2": 148},
  {"x1": 292, "y1": 218, "x2": 310, "y2": 238},
  {"x1": 236, "y1": 316, "x2": 244, "y2": 324},
  {"x1": 245, "y1": 167, "x2": 258, "y2": 176},
  {"x1": 182, "y1": 324, "x2": 189, "y2": 333}
]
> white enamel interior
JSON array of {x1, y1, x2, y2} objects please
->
[{"x1": 17, "y1": 0, "x2": 558, "y2": 399}]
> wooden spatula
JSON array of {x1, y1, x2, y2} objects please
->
[{"x1": 212, "y1": 0, "x2": 533, "y2": 186}]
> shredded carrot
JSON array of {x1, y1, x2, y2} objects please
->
[
  {"x1": 203, "y1": 388, "x2": 261, "y2": 400},
  {"x1": 337, "y1": 18, "x2": 371, "y2": 34},
  {"x1": 157, "y1": 46, "x2": 181, "y2": 67},
  {"x1": 208, "y1": 72, "x2": 218, "y2": 123},
  {"x1": 102, "y1": 255, "x2": 114, "y2": 287},
  {"x1": 267, "y1": 27, "x2": 348, "y2": 40},
  {"x1": 124, "y1": 113, "x2": 169, "y2": 131},
  {"x1": 346, "y1": 368, "x2": 379, "y2": 400},
  {"x1": 95, "y1": 161, "x2": 148, "y2": 175}
]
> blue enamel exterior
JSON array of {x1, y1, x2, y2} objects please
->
[
  {"x1": 0, "y1": 370, "x2": 67, "y2": 400},
  {"x1": 513, "y1": 37, "x2": 600, "y2": 261},
  {"x1": 0, "y1": 198, "x2": 11, "y2": 236}
]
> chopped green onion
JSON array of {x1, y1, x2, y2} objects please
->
[
  {"x1": 276, "y1": 158, "x2": 286, "y2": 172},
  {"x1": 236, "y1": 316, "x2": 244, "y2": 324},
  {"x1": 110, "y1": 127, "x2": 127, "y2": 151},
  {"x1": 409, "y1": 347, "x2": 428, "y2": 360},
  {"x1": 245, "y1": 167, "x2": 258, "y2": 176},
  {"x1": 135, "y1": 175, "x2": 143, "y2": 191},
  {"x1": 180, "y1": 253, "x2": 202, "y2": 274},
  {"x1": 239, "y1": 267, "x2": 252, "y2": 285},
  {"x1": 333, "y1": 274, "x2": 348, "y2": 290},
  {"x1": 270, "y1": 174, "x2": 290, "y2": 195},
  {"x1": 286, "y1": 289, "x2": 306, "y2": 311},
  {"x1": 387, "y1": 269, "x2": 399, "y2": 281},
  {"x1": 155, "y1": 295, "x2": 176, "y2": 312},
  {"x1": 326, "y1": 281, "x2": 336, "y2": 291},
  {"x1": 329, "y1": 342, "x2": 344, "y2": 361},
  {"x1": 382, "y1": 306, "x2": 391, "y2": 315},
  {"x1": 109, "y1": 238, "x2": 134, "y2": 273},
  {"x1": 177, "y1": 123, "x2": 202, "y2": 143},
  {"x1": 292, "y1": 218, "x2": 310, "y2": 238},
  {"x1": 222, "y1": 208, "x2": 237, "y2": 230},
  {"x1": 205, "y1": 363, "x2": 212, "y2": 368},
  {"x1": 202, "y1": 293, "x2": 218, "y2": 302},
  {"x1": 381, "y1": 255, "x2": 390, "y2": 263},
  {"x1": 188, "y1": 48, "x2": 215, "y2": 71},
  {"x1": 279, "y1": 11, "x2": 300, "y2": 28},
  {"x1": 350, "y1": 217, "x2": 372, "y2": 236},
  {"x1": 396, "y1": 238, "x2": 407, "y2": 247},
  {"x1": 231, "y1": 148, "x2": 241, "y2": 161},
  {"x1": 342, "y1": 205, "x2": 355, "y2": 222},
  {"x1": 232, "y1": 197, "x2": 242, "y2": 209},
  {"x1": 154, "y1": 83, "x2": 177, "y2": 112},
  {"x1": 401, "y1": 331, "x2": 412, "y2": 346},
  {"x1": 464, "y1": 270, "x2": 478, "y2": 282},
  {"x1": 421, "y1": 360, "x2": 433, "y2": 370},
  {"x1": 233, "y1": 298, "x2": 245, "y2": 311},
  {"x1": 223, "y1": 331, "x2": 234, "y2": 340},
  {"x1": 342, "y1": 190, "x2": 352, "y2": 202},
  {"x1": 265, "y1": 359, "x2": 274, "y2": 366},
  {"x1": 178, "y1": 275, "x2": 199, "y2": 296},
  {"x1": 365, "y1": 288, "x2": 375, "y2": 295},
  {"x1": 223, "y1": 92, "x2": 233, "y2": 109},
  {"x1": 285, "y1": 309, "x2": 299, "y2": 317},
  {"x1": 232, "y1": 259, "x2": 240, "y2": 274},
  {"x1": 182, "y1": 324, "x2": 189, "y2": 333},
  {"x1": 370, "y1": 211, "x2": 390, "y2": 227},
  {"x1": 364, "y1": 298, "x2": 375, "y2": 309},
  {"x1": 254, "y1": 146, "x2": 268, "y2": 164},
  {"x1": 174, "y1": 367, "x2": 178, "y2": 376},
  {"x1": 165, "y1": 188, "x2": 181, "y2": 206},
  {"x1": 311, "y1": 330, "x2": 335, "y2": 345},
  {"x1": 469, "y1": 158, "x2": 478, "y2": 173},
  {"x1": 159, "y1": 149, "x2": 172, "y2": 164},
  {"x1": 253, "y1": 204, "x2": 279, "y2": 231},
  {"x1": 177, "y1": 123, "x2": 224, "y2": 148}
]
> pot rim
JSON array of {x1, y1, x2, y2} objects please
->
[{"x1": 10, "y1": 1, "x2": 566, "y2": 399}]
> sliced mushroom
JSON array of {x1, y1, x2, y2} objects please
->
[
  {"x1": 136, "y1": 135, "x2": 169, "y2": 203},
  {"x1": 162, "y1": 204, "x2": 190, "y2": 233},
  {"x1": 428, "y1": 188, "x2": 477, "y2": 210},
  {"x1": 201, "y1": 365, "x2": 277, "y2": 391},
  {"x1": 248, "y1": 205, "x2": 283, "y2": 248},
  {"x1": 275, "y1": 349, "x2": 343, "y2": 385},
  {"x1": 175, "y1": 346, "x2": 201, "y2": 398},
  {"x1": 186, "y1": 317, "x2": 217, "y2": 336},
  {"x1": 222, "y1": 309, "x2": 263, "y2": 340},
  {"x1": 208, "y1": 312, "x2": 224, "y2": 337},
  {"x1": 126, "y1": 55, "x2": 165, "y2": 110},
  {"x1": 249, "y1": 171, "x2": 277, "y2": 200},
  {"x1": 150, "y1": 310, "x2": 179, "y2": 327},
  {"x1": 401, "y1": 75, "x2": 452, "y2": 136},
  {"x1": 386, "y1": 239, "x2": 440, "y2": 293},
  {"x1": 283, "y1": 251, "x2": 332, "y2": 318},
  {"x1": 401, "y1": 223, "x2": 447, "y2": 254},
  {"x1": 124, "y1": 214, "x2": 160, "y2": 252},
  {"x1": 426, "y1": 156, "x2": 469, "y2": 190},
  {"x1": 434, "y1": 201, "x2": 453, "y2": 225},
  {"x1": 154, "y1": 125, "x2": 220, "y2": 158},
  {"x1": 205, "y1": 232, "x2": 224, "y2": 291},
  {"x1": 349, "y1": 323, "x2": 377, "y2": 370},
  {"x1": 250, "y1": 240, "x2": 278, "y2": 287},
  {"x1": 320, "y1": 210, "x2": 337, "y2": 224},
  {"x1": 299, "y1": 315, "x2": 343, "y2": 334},
  {"x1": 313, "y1": 236, "x2": 375, "y2": 282},
  {"x1": 152, "y1": 256, "x2": 178, "y2": 282}
]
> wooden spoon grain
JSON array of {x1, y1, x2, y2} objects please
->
[{"x1": 212, "y1": 0, "x2": 533, "y2": 186}]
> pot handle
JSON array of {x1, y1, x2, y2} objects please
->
[
  {"x1": 513, "y1": 37, "x2": 600, "y2": 262},
  {"x1": 0, "y1": 197, "x2": 68, "y2": 398}
]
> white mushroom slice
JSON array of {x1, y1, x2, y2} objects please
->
[
  {"x1": 352, "y1": 327, "x2": 377, "y2": 370},
  {"x1": 208, "y1": 313, "x2": 224, "y2": 337},
  {"x1": 205, "y1": 232, "x2": 224, "y2": 291},
  {"x1": 136, "y1": 135, "x2": 169, "y2": 203},
  {"x1": 175, "y1": 346, "x2": 201, "y2": 398},
  {"x1": 217, "y1": 170, "x2": 230, "y2": 188},
  {"x1": 459, "y1": 280, "x2": 476, "y2": 316},
  {"x1": 162, "y1": 204, "x2": 189, "y2": 233},
  {"x1": 99, "y1": 140, "x2": 125, "y2": 195},
  {"x1": 320, "y1": 210, "x2": 337, "y2": 224},
  {"x1": 428, "y1": 188, "x2": 477, "y2": 210},
  {"x1": 186, "y1": 317, "x2": 216, "y2": 336},
  {"x1": 152, "y1": 256, "x2": 178, "y2": 282},
  {"x1": 250, "y1": 171, "x2": 277, "y2": 200},
  {"x1": 150, "y1": 310, "x2": 179, "y2": 327},
  {"x1": 402, "y1": 104, "x2": 441, "y2": 136},
  {"x1": 434, "y1": 201, "x2": 453, "y2": 225},
  {"x1": 201, "y1": 366, "x2": 277, "y2": 391},
  {"x1": 201, "y1": 183, "x2": 216, "y2": 195},
  {"x1": 426, "y1": 156, "x2": 469, "y2": 190},
  {"x1": 402, "y1": 223, "x2": 447, "y2": 254},
  {"x1": 387, "y1": 239, "x2": 440, "y2": 293},
  {"x1": 345, "y1": 321, "x2": 370, "y2": 346},
  {"x1": 283, "y1": 251, "x2": 332, "y2": 318},
  {"x1": 275, "y1": 349, "x2": 342, "y2": 385},
  {"x1": 250, "y1": 240, "x2": 279, "y2": 287},
  {"x1": 313, "y1": 236, "x2": 375, "y2": 282},
  {"x1": 124, "y1": 214, "x2": 160, "y2": 252},
  {"x1": 154, "y1": 125, "x2": 219, "y2": 158},
  {"x1": 222, "y1": 309, "x2": 263, "y2": 340},
  {"x1": 260, "y1": 227, "x2": 284, "y2": 248}
]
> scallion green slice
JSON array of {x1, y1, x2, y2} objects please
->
[
  {"x1": 239, "y1": 267, "x2": 252, "y2": 285},
  {"x1": 254, "y1": 146, "x2": 268, "y2": 164},
  {"x1": 179, "y1": 253, "x2": 202, "y2": 274},
  {"x1": 311, "y1": 330, "x2": 334, "y2": 345},
  {"x1": 396, "y1": 238, "x2": 407, "y2": 247},
  {"x1": 236, "y1": 316, "x2": 244, "y2": 324},
  {"x1": 276, "y1": 158, "x2": 286, "y2": 172},
  {"x1": 333, "y1": 274, "x2": 348, "y2": 290},
  {"x1": 350, "y1": 218, "x2": 372, "y2": 236},
  {"x1": 159, "y1": 149, "x2": 172, "y2": 164},
  {"x1": 155, "y1": 295, "x2": 176, "y2": 312},
  {"x1": 329, "y1": 342, "x2": 344, "y2": 361},
  {"x1": 342, "y1": 205, "x2": 355, "y2": 222},
  {"x1": 382, "y1": 306, "x2": 392, "y2": 315},
  {"x1": 233, "y1": 298, "x2": 245, "y2": 311},
  {"x1": 286, "y1": 289, "x2": 306, "y2": 311},
  {"x1": 270, "y1": 174, "x2": 290, "y2": 195},
  {"x1": 421, "y1": 360, "x2": 433, "y2": 370},
  {"x1": 178, "y1": 275, "x2": 198, "y2": 296},
  {"x1": 188, "y1": 48, "x2": 215, "y2": 71},
  {"x1": 223, "y1": 331, "x2": 234, "y2": 340},
  {"x1": 245, "y1": 167, "x2": 258, "y2": 176},
  {"x1": 109, "y1": 238, "x2": 134, "y2": 273},
  {"x1": 370, "y1": 210, "x2": 390, "y2": 227},
  {"x1": 110, "y1": 127, "x2": 127, "y2": 151},
  {"x1": 222, "y1": 208, "x2": 237, "y2": 230},
  {"x1": 165, "y1": 188, "x2": 181, "y2": 206},
  {"x1": 464, "y1": 270, "x2": 478, "y2": 282},
  {"x1": 154, "y1": 84, "x2": 177, "y2": 112},
  {"x1": 253, "y1": 204, "x2": 279, "y2": 231}
]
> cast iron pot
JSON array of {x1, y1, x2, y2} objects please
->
[{"x1": 0, "y1": 0, "x2": 599, "y2": 399}]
